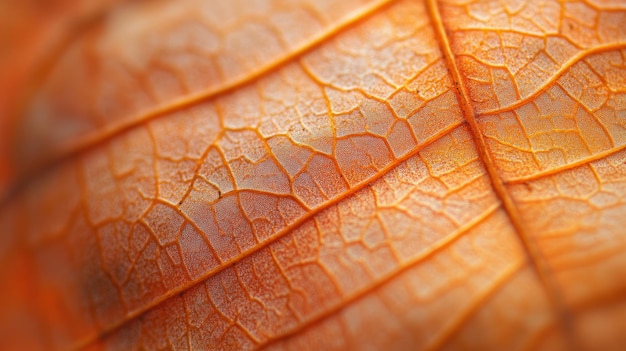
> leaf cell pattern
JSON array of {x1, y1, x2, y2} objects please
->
[{"x1": 1, "y1": 0, "x2": 625, "y2": 350}]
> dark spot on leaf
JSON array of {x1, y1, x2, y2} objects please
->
[{"x1": 523, "y1": 182, "x2": 532, "y2": 192}]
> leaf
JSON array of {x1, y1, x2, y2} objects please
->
[
  {"x1": 1, "y1": 0, "x2": 625, "y2": 350},
  {"x1": 0, "y1": 0, "x2": 124, "y2": 195}
]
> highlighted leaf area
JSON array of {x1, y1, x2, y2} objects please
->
[{"x1": 1, "y1": 0, "x2": 625, "y2": 350}]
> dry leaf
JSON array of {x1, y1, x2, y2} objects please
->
[{"x1": 1, "y1": 0, "x2": 625, "y2": 350}]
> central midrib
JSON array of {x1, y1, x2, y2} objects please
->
[{"x1": 424, "y1": 0, "x2": 578, "y2": 349}]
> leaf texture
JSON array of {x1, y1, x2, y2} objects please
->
[{"x1": 1, "y1": 0, "x2": 625, "y2": 350}]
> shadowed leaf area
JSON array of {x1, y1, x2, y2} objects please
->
[{"x1": 1, "y1": 0, "x2": 625, "y2": 350}]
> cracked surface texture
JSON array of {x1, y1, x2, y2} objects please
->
[{"x1": 0, "y1": 0, "x2": 625, "y2": 350}]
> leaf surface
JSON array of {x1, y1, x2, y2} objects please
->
[{"x1": 1, "y1": 0, "x2": 625, "y2": 350}]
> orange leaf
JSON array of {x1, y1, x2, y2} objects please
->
[{"x1": 1, "y1": 0, "x2": 625, "y2": 350}]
